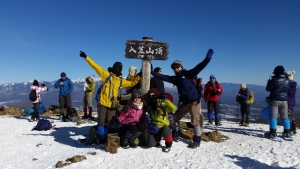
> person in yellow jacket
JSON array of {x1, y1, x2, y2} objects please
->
[
  {"x1": 145, "y1": 88, "x2": 177, "y2": 152},
  {"x1": 82, "y1": 75, "x2": 96, "y2": 119},
  {"x1": 79, "y1": 51, "x2": 141, "y2": 142}
]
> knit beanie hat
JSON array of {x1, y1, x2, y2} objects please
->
[
  {"x1": 131, "y1": 89, "x2": 142, "y2": 98},
  {"x1": 113, "y1": 62, "x2": 123, "y2": 70},
  {"x1": 209, "y1": 74, "x2": 216, "y2": 79},
  {"x1": 286, "y1": 71, "x2": 295, "y2": 80},
  {"x1": 240, "y1": 83, "x2": 246, "y2": 88},
  {"x1": 154, "y1": 67, "x2": 161, "y2": 73},
  {"x1": 171, "y1": 60, "x2": 182, "y2": 68},
  {"x1": 60, "y1": 72, "x2": 66, "y2": 77},
  {"x1": 273, "y1": 66, "x2": 285, "y2": 75},
  {"x1": 33, "y1": 79, "x2": 39, "y2": 86}
]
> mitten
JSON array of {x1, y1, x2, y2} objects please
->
[
  {"x1": 206, "y1": 49, "x2": 214, "y2": 59},
  {"x1": 41, "y1": 84, "x2": 46, "y2": 87},
  {"x1": 79, "y1": 51, "x2": 87, "y2": 59}
]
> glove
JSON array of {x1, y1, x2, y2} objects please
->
[
  {"x1": 206, "y1": 49, "x2": 214, "y2": 59},
  {"x1": 79, "y1": 51, "x2": 87, "y2": 59},
  {"x1": 41, "y1": 84, "x2": 46, "y2": 87},
  {"x1": 122, "y1": 104, "x2": 131, "y2": 112}
]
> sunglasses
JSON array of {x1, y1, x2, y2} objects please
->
[
  {"x1": 133, "y1": 96, "x2": 142, "y2": 99},
  {"x1": 171, "y1": 65, "x2": 180, "y2": 70}
]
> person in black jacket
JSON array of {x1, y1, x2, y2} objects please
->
[{"x1": 150, "y1": 67, "x2": 165, "y2": 94}]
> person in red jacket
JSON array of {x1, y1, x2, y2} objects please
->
[{"x1": 203, "y1": 74, "x2": 223, "y2": 125}]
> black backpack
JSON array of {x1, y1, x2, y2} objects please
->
[
  {"x1": 29, "y1": 89, "x2": 37, "y2": 101},
  {"x1": 67, "y1": 108, "x2": 78, "y2": 122}
]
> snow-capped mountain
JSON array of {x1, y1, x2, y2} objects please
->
[{"x1": 0, "y1": 79, "x2": 299, "y2": 110}]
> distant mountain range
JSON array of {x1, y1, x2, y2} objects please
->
[{"x1": 0, "y1": 79, "x2": 299, "y2": 110}]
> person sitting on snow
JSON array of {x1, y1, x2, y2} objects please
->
[{"x1": 116, "y1": 89, "x2": 146, "y2": 149}]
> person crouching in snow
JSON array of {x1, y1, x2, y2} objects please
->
[
  {"x1": 82, "y1": 75, "x2": 96, "y2": 119},
  {"x1": 116, "y1": 89, "x2": 146, "y2": 149},
  {"x1": 30, "y1": 79, "x2": 48, "y2": 121},
  {"x1": 146, "y1": 88, "x2": 177, "y2": 152}
]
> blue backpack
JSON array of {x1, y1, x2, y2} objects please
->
[
  {"x1": 23, "y1": 109, "x2": 34, "y2": 116},
  {"x1": 95, "y1": 74, "x2": 123, "y2": 102},
  {"x1": 32, "y1": 119, "x2": 52, "y2": 131}
]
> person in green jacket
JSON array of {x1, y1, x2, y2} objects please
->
[
  {"x1": 82, "y1": 75, "x2": 96, "y2": 119},
  {"x1": 146, "y1": 88, "x2": 177, "y2": 152}
]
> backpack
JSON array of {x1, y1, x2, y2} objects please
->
[
  {"x1": 246, "y1": 90, "x2": 254, "y2": 104},
  {"x1": 95, "y1": 74, "x2": 123, "y2": 102},
  {"x1": 33, "y1": 119, "x2": 52, "y2": 131},
  {"x1": 23, "y1": 108, "x2": 34, "y2": 116},
  {"x1": 29, "y1": 89, "x2": 37, "y2": 101},
  {"x1": 67, "y1": 108, "x2": 78, "y2": 122}
]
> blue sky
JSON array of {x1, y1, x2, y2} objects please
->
[{"x1": 1, "y1": 0, "x2": 299, "y2": 87}]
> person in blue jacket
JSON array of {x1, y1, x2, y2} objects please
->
[
  {"x1": 265, "y1": 66, "x2": 291, "y2": 139},
  {"x1": 54, "y1": 72, "x2": 74, "y2": 121},
  {"x1": 151, "y1": 49, "x2": 214, "y2": 148}
]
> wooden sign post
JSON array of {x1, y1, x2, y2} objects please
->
[
  {"x1": 124, "y1": 37, "x2": 168, "y2": 146},
  {"x1": 125, "y1": 37, "x2": 169, "y2": 95}
]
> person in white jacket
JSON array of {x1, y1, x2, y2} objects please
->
[{"x1": 30, "y1": 80, "x2": 48, "y2": 121}]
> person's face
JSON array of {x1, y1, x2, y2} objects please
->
[
  {"x1": 88, "y1": 77, "x2": 93, "y2": 82},
  {"x1": 241, "y1": 88, "x2": 246, "y2": 91},
  {"x1": 158, "y1": 69, "x2": 162, "y2": 74},
  {"x1": 171, "y1": 65, "x2": 182, "y2": 73},
  {"x1": 61, "y1": 77, "x2": 66, "y2": 81},
  {"x1": 133, "y1": 96, "x2": 142, "y2": 104},
  {"x1": 210, "y1": 78, "x2": 215, "y2": 83}
]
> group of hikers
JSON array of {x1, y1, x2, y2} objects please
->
[{"x1": 29, "y1": 48, "x2": 297, "y2": 151}]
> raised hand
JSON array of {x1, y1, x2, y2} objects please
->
[
  {"x1": 79, "y1": 51, "x2": 87, "y2": 59},
  {"x1": 206, "y1": 49, "x2": 214, "y2": 59}
]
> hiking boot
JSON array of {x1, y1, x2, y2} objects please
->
[
  {"x1": 264, "y1": 131, "x2": 277, "y2": 138},
  {"x1": 172, "y1": 130, "x2": 180, "y2": 142},
  {"x1": 206, "y1": 120, "x2": 213, "y2": 125},
  {"x1": 215, "y1": 121, "x2": 222, "y2": 126},
  {"x1": 282, "y1": 132, "x2": 291, "y2": 139},
  {"x1": 30, "y1": 117, "x2": 35, "y2": 122},
  {"x1": 240, "y1": 123, "x2": 249, "y2": 127},
  {"x1": 188, "y1": 141, "x2": 200, "y2": 149},
  {"x1": 239, "y1": 121, "x2": 244, "y2": 125},
  {"x1": 36, "y1": 117, "x2": 40, "y2": 121},
  {"x1": 155, "y1": 142, "x2": 162, "y2": 147},
  {"x1": 283, "y1": 129, "x2": 292, "y2": 138},
  {"x1": 129, "y1": 142, "x2": 137, "y2": 148},
  {"x1": 61, "y1": 116, "x2": 67, "y2": 122},
  {"x1": 88, "y1": 115, "x2": 95, "y2": 120},
  {"x1": 82, "y1": 115, "x2": 89, "y2": 119},
  {"x1": 121, "y1": 141, "x2": 129, "y2": 149}
]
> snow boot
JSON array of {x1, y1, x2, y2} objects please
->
[{"x1": 264, "y1": 129, "x2": 277, "y2": 138}]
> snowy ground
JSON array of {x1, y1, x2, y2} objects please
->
[{"x1": 0, "y1": 116, "x2": 299, "y2": 169}]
